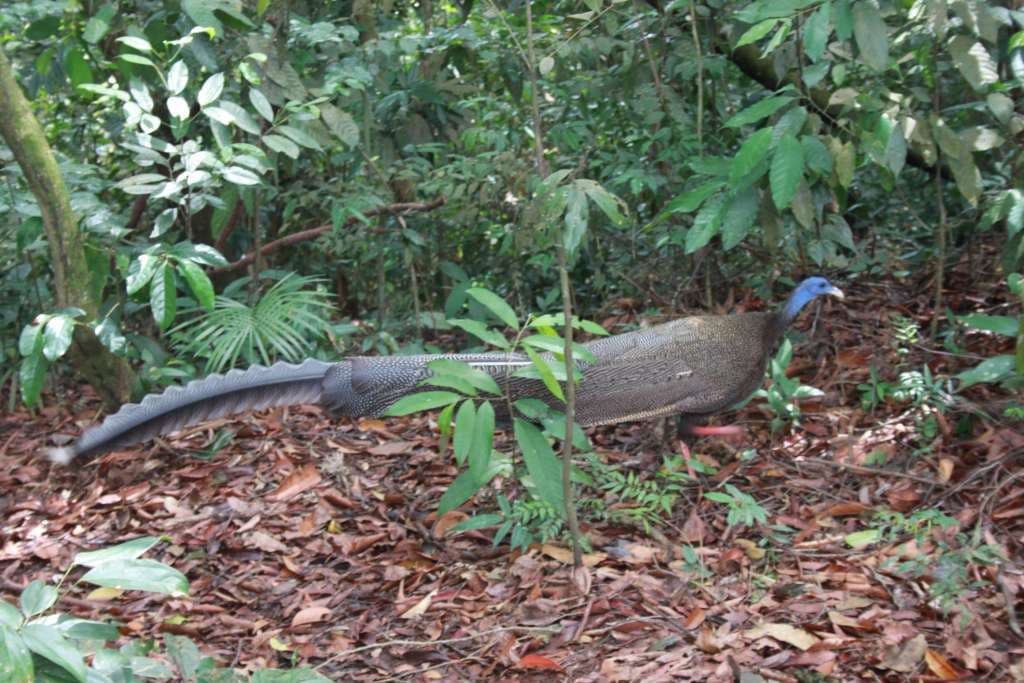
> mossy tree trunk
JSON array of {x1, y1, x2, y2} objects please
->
[{"x1": 0, "y1": 48, "x2": 134, "y2": 407}]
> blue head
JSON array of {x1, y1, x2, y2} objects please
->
[{"x1": 783, "y1": 277, "x2": 844, "y2": 322}]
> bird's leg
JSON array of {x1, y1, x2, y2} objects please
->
[
  {"x1": 687, "y1": 424, "x2": 746, "y2": 437},
  {"x1": 677, "y1": 440, "x2": 697, "y2": 478}
]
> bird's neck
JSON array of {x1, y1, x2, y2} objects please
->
[{"x1": 781, "y1": 288, "x2": 813, "y2": 326}]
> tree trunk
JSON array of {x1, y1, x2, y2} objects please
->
[{"x1": 0, "y1": 48, "x2": 133, "y2": 407}]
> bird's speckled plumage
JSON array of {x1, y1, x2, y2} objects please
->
[{"x1": 49, "y1": 277, "x2": 843, "y2": 464}]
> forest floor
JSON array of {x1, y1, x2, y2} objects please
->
[{"x1": 2, "y1": 266, "x2": 1023, "y2": 682}]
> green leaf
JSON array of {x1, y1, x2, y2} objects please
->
[
  {"x1": 126, "y1": 254, "x2": 159, "y2": 294},
  {"x1": 19, "y1": 581, "x2": 58, "y2": 618},
  {"x1": 218, "y1": 101, "x2": 262, "y2": 135},
  {"x1": 852, "y1": 3, "x2": 889, "y2": 72},
  {"x1": 658, "y1": 181, "x2": 724, "y2": 220},
  {"x1": 524, "y1": 346, "x2": 564, "y2": 402},
  {"x1": 223, "y1": 167, "x2": 262, "y2": 185},
  {"x1": 704, "y1": 491, "x2": 735, "y2": 504},
  {"x1": 277, "y1": 125, "x2": 322, "y2": 150},
  {"x1": 425, "y1": 374, "x2": 477, "y2": 395},
  {"x1": 466, "y1": 288, "x2": 519, "y2": 330},
  {"x1": 521, "y1": 334, "x2": 595, "y2": 363},
  {"x1": 167, "y1": 96, "x2": 190, "y2": 120},
  {"x1": 957, "y1": 355, "x2": 1015, "y2": 389},
  {"x1": 0, "y1": 626, "x2": 33, "y2": 682},
  {"x1": 721, "y1": 186, "x2": 760, "y2": 250},
  {"x1": 949, "y1": 36, "x2": 999, "y2": 90},
  {"x1": 724, "y1": 96, "x2": 793, "y2": 129},
  {"x1": 469, "y1": 401, "x2": 495, "y2": 481},
  {"x1": 167, "y1": 60, "x2": 189, "y2": 95},
  {"x1": 563, "y1": 184, "x2": 589, "y2": 258},
  {"x1": 579, "y1": 179, "x2": 626, "y2": 225},
  {"x1": 171, "y1": 242, "x2": 229, "y2": 266},
  {"x1": 197, "y1": 73, "x2": 225, "y2": 107},
  {"x1": 249, "y1": 89, "x2": 275, "y2": 122},
  {"x1": 18, "y1": 322, "x2": 44, "y2": 357},
  {"x1": 19, "y1": 351, "x2": 48, "y2": 408},
  {"x1": 117, "y1": 36, "x2": 153, "y2": 52},
  {"x1": 960, "y1": 314, "x2": 1017, "y2": 337},
  {"x1": 0, "y1": 601, "x2": 21, "y2": 629},
  {"x1": 450, "y1": 514, "x2": 504, "y2": 533},
  {"x1": 426, "y1": 359, "x2": 502, "y2": 395},
  {"x1": 83, "y1": 4, "x2": 116, "y2": 44},
  {"x1": 730, "y1": 127, "x2": 773, "y2": 183},
  {"x1": 803, "y1": 1, "x2": 831, "y2": 62},
  {"x1": 21, "y1": 624, "x2": 86, "y2": 682},
  {"x1": 770, "y1": 134, "x2": 804, "y2": 209},
  {"x1": 41, "y1": 316, "x2": 75, "y2": 362},
  {"x1": 801, "y1": 135, "x2": 833, "y2": 175},
  {"x1": 736, "y1": 19, "x2": 778, "y2": 48},
  {"x1": 844, "y1": 528, "x2": 881, "y2": 549},
  {"x1": 438, "y1": 470, "x2": 486, "y2": 516},
  {"x1": 685, "y1": 193, "x2": 726, "y2": 253},
  {"x1": 383, "y1": 391, "x2": 461, "y2": 416},
  {"x1": 64, "y1": 48, "x2": 94, "y2": 87},
  {"x1": 120, "y1": 53, "x2": 156, "y2": 67},
  {"x1": 449, "y1": 319, "x2": 510, "y2": 349},
  {"x1": 178, "y1": 261, "x2": 214, "y2": 311},
  {"x1": 263, "y1": 134, "x2": 300, "y2": 159},
  {"x1": 453, "y1": 400, "x2": 476, "y2": 466},
  {"x1": 513, "y1": 419, "x2": 565, "y2": 513},
  {"x1": 150, "y1": 264, "x2": 177, "y2": 330},
  {"x1": 26, "y1": 16, "x2": 61, "y2": 40},
  {"x1": 164, "y1": 635, "x2": 201, "y2": 681},
  {"x1": 80, "y1": 559, "x2": 189, "y2": 596}
]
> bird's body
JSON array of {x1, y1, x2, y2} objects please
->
[{"x1": 49, "y1": 278, "x2": 843, "y2": 464}]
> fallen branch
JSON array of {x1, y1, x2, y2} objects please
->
[{"x1": 213, "y1": 196, "x2": 446, "y2": 275}]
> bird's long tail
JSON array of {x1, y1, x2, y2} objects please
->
[{"x1": 48, "y1": 359, "x2": 336, "y2": 464}]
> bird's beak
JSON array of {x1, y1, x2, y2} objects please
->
[{"x1": 827, "y1": 286, "x2": 845, "y2": 300}]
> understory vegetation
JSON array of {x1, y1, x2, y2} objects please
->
[{"x1": 1, "y1": 0, "x2": 1023, "y2": 679}]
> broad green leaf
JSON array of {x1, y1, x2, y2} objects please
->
[
  {"x1": 83, "y1": 5, "x2": 116, "y2": 44},
  {"x1": 721, "y1": 186, "x2": 760, "y2": 250},
  {"x1": 150, "y1": 264, "x2": 177, "y2": 330},
  {"x1": 278, "y1": 125, "x2": 322, "y2": 150},
  {"x1": 844, "y1": 529, "x2": 881, "y2": 549},
  {"x1": 18, "y1": 322, "x2": 43, "y2": 357},
  {"x1": 564, "y1": 184, "x2": 589, "y2": 257},
  {"x1": 770, "y1": 134, "x2": 804, "y2": 209},
  {"x1": 852, "y1": 3, "x2": 888, "y2": 71},
  {"x1": 579, "y1": 179, "x2": 626, "y2": 225},
  {"x1": 949, "y1": 35, "x2": 999, "y2": 90},
  {"x1": 171, "y1": 242, "x2": 229, "y2": 266},
  {"x1": 0, "y1": 626, "x2": 33, "y2": 682},
  {"x1": 80, "y1": 559, "x2": 189, "y2": 596},
  {"x1": 167, "y1": 61, "x2": 189, "y2": 94},
  {"x1": 450, "y1": 514, "x2": 503, "y2": 533},
  {"x1": 513, "y1": 419, "x2": 565, "y2": 513},
  {"x1": 773, "y1": 107, "x2": 808, "y2": 147},
  {"x1": 263, "y1": 134, "x2": 300, "y2": 159},
  {"x1": 249, "y1": 89, "x2": 275, "y2": 122},
  {"x1": 19, "y1": 581, "x2": 58, "y2": 618},
  {"x1": 42, "y1": 316, "x2": 75, "y2": 362},
  {"x1": 438, "y1": 470, "x2": 486, "y2": 516},
  {"x1": 19, "y1": 352, "x2": 48, "y2": 408},
  {"x1": 960, "y1": 314, "x2": 1017, "y2": 337},
  {"x1": 383, "y1": 391, "x2": 460, "y2": 416},
  {"x1": 524, "y1": 346, "x2": 564, "y2": 402},
  {"x1": 197, "y1": 73, "x2": 225, "y2": 107},
  {"x1": 685, "y1": 193, "x2": 726, "y2": 253},
  {"x1": 164, "y1": 634, "x2": 201, "y2": 681},
  {"x1": 63, "y1": 619, "x2": 121, "y2": 642},
  {"x1": 218, "y1": 101, "x2": 262, "y2": 135},
  {"x1": 521, "y1": 335, "x2": 596, "y2": 364},
  {"x1": 466, "y1": 288, "x2": 519, "y2": 330},
  {"x1": 723, "y1": 96, "x2": 793, "y2": 129},
  {"x1": 453, "y1": 400, "x2": 476, "y2": 466},
  {"x1": 0, "y1": 601, "x2": 20, "y2": 629},
  {"x1": 117, "y1": 36, "x2": 152, "y2": 52},
  {"x1": 120, "y1": 53, "x2": 156, "y2": 67},
  {"x1": 735, "y1": 19, "x2": 778, "y2": 48},
  {"x1": 426, "y1": 359, "x2": 502, "y2": 395},
  {"x1": 957, "y1": 355, "x2": 1015, "y2": 389},
  {"x1": 178, "y1": 261, "x2": 214, "y2": 311},
  {"x1": 26, "y1": 16, "x2": 61, "y2": 40},
  {"x1": 203, "y1": 106, "x2": 235, "y2": 126},
  {"x1": 223, "y1": 167, "x2": 262, "y2": 185},
  {"x1": 660, "y1": 181, "x2": 724, "y2": 217},
  {"x1": 469, "y1": 402, "x2": 495, "y2": 481},
  {"x1": 166, "y1": 96, "x2": 190, "y2": 120},
  {"x1": 425, "y1": 374, "x2": 477, "y2": 395},
  {"x1": 152, "y1": 207, "x2": 177, "y2": 238},
  {"x1": 449, "y1": 319, "x2": 510, "y2": 349},
  {"x1": 730, "y1": 127, "x2": 773, "y2": 183},
  {"x1": 75, "y1": 537, "x2": 163, "y2": 568},
  {"x1": 801, "y1": 135, "x2": 833, "y2": 175},
  {"x1": 803, "y1": 1, "x2": 831, "y2": 62},
  {"x1": 21, "y1": 624, "x2": 86, "y2": 682}
]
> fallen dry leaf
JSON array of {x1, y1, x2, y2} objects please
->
[
  {"x1": 541, "y1": 544, "x2": 606, "y2": 567},
  {"x1": 745, "y1": 623, "x2": 820, "y2": 651},
  {"x1": 517, "y1": 654, "x2": 562, "y2": 671},
  {"x1": 399, "y1": 590, "x2": 436, "y2": 619},
  {"x1": 266, "y1": 464, "x2": 322, "y2": 501},
  {"x1": 291, "y1": 606, "x2": 330, "y2": 627},
  {"x1": 879, "y1": 633, "x2": 927, "y2": 672},
  {"x1": 925, "y1": 649, "x2": 960, "y2": 680}
]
